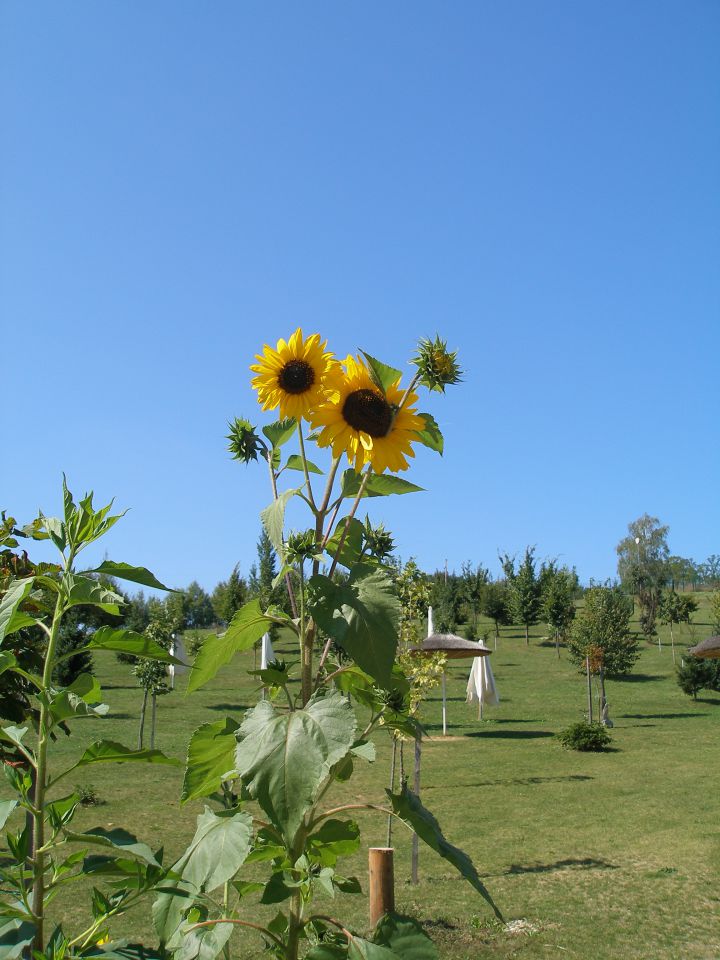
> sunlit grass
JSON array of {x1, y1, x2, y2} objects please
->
[{"x1": 4, "y1": 593, "x2": 718, "y2": 958}]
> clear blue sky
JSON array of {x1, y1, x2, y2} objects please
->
[{"x1": 2, "y1": 1, "x2": 718, "y2": 590}]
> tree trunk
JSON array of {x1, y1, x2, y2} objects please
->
[
  {"x1": 411, "y1": 736, "x2": 421, "y2": 884},
  {"x1": 138, "y1": 687, "x2": 148, "y2": 749},
  {"x1": 598, "y1": 668, "x2": 607, "y2": 724},
  {"x1": 586, "y1": 657, "x2": 593, "y2": 723},
  {"x1": 150, "y1": 691, "x2": 157, "y2": 749},
  {"x1": 670, "y1": 622, "x2": 676, "y2": 665},
  {"x1": 494, "y1": 621, "x2": 499, "y2": 649},
  {"x1": 555, "y1": 629, "x2": 560, "y2": 660},
  {"x1": 524, "y1": 622, "x2": 529, "y2": 645}
]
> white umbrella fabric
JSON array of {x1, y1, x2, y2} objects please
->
[
  {"x1": 260, "y1": 632, "x2": 275, "y2": 669},
  {"x1": 168, "y1": 634, "x2": 189, "y2": 690},
  {"x1": 466, "y1": 655, "x2": 500, "y2": 720}
]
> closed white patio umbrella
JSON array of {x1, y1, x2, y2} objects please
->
[{"x1": 466, "y1": 654, "x2": 500, "y2": 720}]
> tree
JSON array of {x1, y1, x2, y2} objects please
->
[
  {"x1": 212, "y1": 564, "x2": 247, "y2": 624},
  {"x1": 710, "y1": 592, "x2": 720, "y2": 633},
  {"x1": 566, "y1": 586, "x2": 638, "y2": 723},
  {"x1": 459, "y1": 562, "x2": 488, "y2": 638},
  {"x1": 482, "y1": 580, "x2": 511, "y2": 646},
  {"x1": 701, "y1": 555, "x2": 720, "y2": 590},
  {"x1": 428, "y1": 570, "x2": 460, "y2": 633},
  {"x1": 248, "y1": 529, "x2": 282, "y2": 639},
  {"x1": 541, "y1": 564, "x2": 577, "y2": 659},
  {"x1": 658, "y1": 591, "x2": 698, "y2": 664},
  {"x1": 502, "y1": 547, "x2": 542, "y2": 645},
  {"x1": 134, "y1": 608, "x2": 178, "y2": 748},
  {"x1": 183, "y1": 580, "x2": 215, "y2": 628},
  {"x1": 616, "y1": 514, "x2": 669, "y2": 636},
  {"x1": 124, "y1": 589, "x2": 151, "y2": 633},
  {"x1": 676, "y1": 656, "x2": 720, "y2": 701}
]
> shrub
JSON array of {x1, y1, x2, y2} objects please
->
[{"x1": 557, "y1": 721, "x2": 612, "y2": 752}]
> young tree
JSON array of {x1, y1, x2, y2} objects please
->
[
  {"x1": 542, "y1": 564, "x2": 577, "y2": 659},
  {"x1": 212, "y1": 564, "x2": 247, "y2": 624},
  {"x1": 134, "y1": 608, "x2": 178, "y2": 748},
  {"x1": 459, "y1": 562, "x2": 488, "y2": 638},
  {"x1": 710, "y1": 592, "x2": 720, "y2": 633},
  {"x1": 676, "y1": 656, "x2": 720, "y2": 701},
  {"x1": 502, "y1": 547, "x2": 542, "y2": 645},
  {"x1": 428, "y1": 570, "x2": 460, "y2": 633},
  {"x1": 616, "y1": 514, "x2": 670, "y2": 636},
  {"x1": 183, "y1": 580, "x2": 215, "y2": 628},
  {"x1": 658, "y1": 591, "x2": 698, "y2": 664},
  {"x1": 482, "y1": 580, "x2": 511, "y2": 646},
  {"x1": 567, "y1": 586, "x2": 638, "y2": 723}
]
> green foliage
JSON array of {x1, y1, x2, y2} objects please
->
[
  {"x1": 616, "y1": 514, "x2": 670, "y2": 636},
  {"x1": 566, "y1": 586, "x2": 638, "y2": 677},
  {"x1": 710, "y1": 592, "x2": 720, "y2": 633},
  {"x1": 502, "y1": 548, "x2": 542, "y2": 644},
  {"x1": 211, "y1": 565, "x2": 247, "y2": 625},
  {"x1": 557, "y1": 721, "x2": 613, "y2": 752},
  {"x1": 541, "y1": 564, "x2": 577, "y2": 649},
  {"x1": 676, "y1": 656, "x2": 720, "y2": 700}
]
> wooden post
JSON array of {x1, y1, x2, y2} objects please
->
[
  {"x1": 441, "y1": 671, "x2": 447, "y2": 736},
  {"x1": 368, "y1": 847, "x2": 394, "y2": 927},
  {"x1": 586, "y1": 656, "x2": 593, "y2": 723}
]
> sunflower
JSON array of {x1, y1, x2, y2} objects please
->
[
  {"x1": 251, "y1": 328, "x2": 340, "y2": 421},
  {"x1": 310, "y1": 355, "x2": 425, "y2": 473}
]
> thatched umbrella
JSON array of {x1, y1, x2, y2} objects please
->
[
  {"x1": 688, "y1": 635, "x2": 720, "y2": 659},
  {"x1": 411, "y1": 618, "x2": 491, "y2": 736}
]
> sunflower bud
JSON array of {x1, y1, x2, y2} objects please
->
[
  {"x1": 285, "y1": 529, "x2": 323, "y2": 565},
  {"x1": 411, "y1": 336, "x2": 462, "y2": 393},
  {"x1": 363, "y1": 518, "x2": 395, "y2": 562},
  {"x1": 226, "y1": 417, "x2": 263, "y2": 464}
]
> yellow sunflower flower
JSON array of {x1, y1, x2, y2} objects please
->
[
  {"x1": 251, "y1": 328, "x2": 340, "y2": 421},
  {"x1": 310, "y1": 355, "x2": 425, "y2": 473}
]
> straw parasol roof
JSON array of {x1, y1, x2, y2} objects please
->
[
  {"x1": 688, "y1": 635, "x2": 720, "y2": 660},
  {"x1": 411, "y1": 633, "x2": 491, "y2": 660}
]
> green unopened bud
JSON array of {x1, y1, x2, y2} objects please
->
[
  {"x1": 363, "y1": 518, "x2": 395, "y2": 561},
  {"x1": 412, "y1": 336, "x2": 462, "y2": 393},
  {"x1": 285, "y1": 529, "x2": 323, "y2": 565},
  {"x1": 226, "y1": 417, "x2": 263, "y2": 464}
]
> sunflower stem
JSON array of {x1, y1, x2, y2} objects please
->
[
  {"x1": 266, "y1": 450, "x2": 299, "y2": 619},
  {"x1": 394, "y1": 371, "x2": 422, "y2": 424},
  {"x1": 297, "y1": 424, "x2": 317, "y2": 512}
]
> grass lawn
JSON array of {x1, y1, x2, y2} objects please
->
[{"x1": 4, "y1": 594, "x2": 719, "y2": 959}]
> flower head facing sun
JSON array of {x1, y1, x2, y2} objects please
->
[
  {"x1": 310, "y1": 355, "x2": 425, "y2": 474},
  {"x1": 251, "y1": 329, "x2": 340, "y2": 421}
]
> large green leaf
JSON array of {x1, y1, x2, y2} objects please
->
[
  {"x1": 414, "y1": 413, "x2": 444, "y2": 455},
  {"x1": 176, "y1": 806, "x2": 253, "y2": 892},
  {"x1": 181, "y1": 717, "x2": 240, "y2": 803},
  {"x1": 0, "y1": 918, "x2": 36, "y2": 960},
  {"x1": 285, "y1": 454, "x2": 323, "y2": 475},
  {"x1": 262, "y1": 418, "x2": 297, "y2": 448},
  {"x1": 387, "y1": 786, "x2": 503, "y2": 920},
  {"x1": 308, "y1": 567, "x2": 400, "y2": 687},
  {"x1": 71, "y1": 740, "x2": 180, "y2": 772},
  {"x1": 63, "y1": 575, "x2": 125, "y2": 614},
  {"x1": 348, "y1": 940, "x2": 396, "y2": 960},
  {"x1": 0, "y1": 578, "x2": 34, "y2": 645},
  {"x1": 340, "y1": 472, "x2": 423, "y2": 500},
  {"x1": 66, "y1": 827, "x2": 161, "y2": 867},
  {"x1": 0, "y1": 652, "x2": 18, "y2": 677},
  {"x1": 152, "y1": 880, "x2": 194, "y2": 946},
  {"x1": 187, "y1": 600, "x2": 275, "y2": 693},
  {"x1": 261, "y1": 488, "x2": 300, "y2": 556},
  {"x1": 359, "y1": 352, "x2": 401, "y2": 396},
  {"x1": 308, "y1": 819, "x2": 360, "y2": 867},
  {"x1": 0, "y1": 800, "x2": 17, "y2": 831},
  {"x1": 372, "y1": 914, "x2": 438, "y2": 960},
  {"x1": 324, "y1": 517, "x2": 365, "y2": 569},
  {"x1": 235, "y1": 690, "x2": 356, "y2": 841},
  {"x1": 48, "y1": 674, "x2": 109, "y2": 723},
  {"x1": 176, "y1": 921, "x2": 233, "y2": 960},
  {"x1": 84, "y1": 627, "x2": 184, "y2": 663},
  {"x1": 84, "y1": 561, "x2": 174, "y2": 592}
]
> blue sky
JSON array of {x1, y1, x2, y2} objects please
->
[{"x1": 2, "y1": 1, "x2": 718, "y2": 590}]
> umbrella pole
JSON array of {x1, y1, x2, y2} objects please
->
[{"x1": 442, "y1": 671, "x2": 447, "y2": 736}]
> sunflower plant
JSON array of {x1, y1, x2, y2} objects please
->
[{"x1": 155, "y1": 330, "x2": 501, "y2": 960}]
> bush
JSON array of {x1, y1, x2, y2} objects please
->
[
  {"x1": 677, "y1": 656, "x2": 720, "y2": 700},
  {"x1": 557, "y1": 721, "x2": 612, "y2": 752}
]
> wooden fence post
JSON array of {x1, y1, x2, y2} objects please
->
[{"x1": 368, "y1": 847, "x2": 395, "y2": 927}]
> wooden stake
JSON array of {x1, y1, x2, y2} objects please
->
[
  {"x1": 411, "y1": 736, "x2": 421, "y2": 884},
  {"x1": 368, "y1": 847, "x2": 395, "y2": 927}
]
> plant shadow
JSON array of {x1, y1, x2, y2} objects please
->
[
  {"x1": 619, "y1": 712, "x2": 707, "y2": 720},
  {"x1": 465, "y1": 729, "x2": 554, "y2": 740},
  {"x1": 504, "y1": 857, "x2": 619, "y2": 876}
]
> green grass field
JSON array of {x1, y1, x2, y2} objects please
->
[{"x1": 4, "y1": 595, "x2": 719, "y2": 959}]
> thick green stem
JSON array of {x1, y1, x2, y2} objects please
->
[
  {"x1": 31, "y1": 587, "x2": 66, "y2": 953},
  {"x1": 297, "y1": 425, "x2": 317, "y2": 512},
  {"x1": 286, "y1": 889, "x2": 303, "y2": 960},
  {"x1": 267, "y1": 451, "x2": 299, "y2": 619}
]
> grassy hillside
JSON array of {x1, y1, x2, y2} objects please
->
[{"x1": 3, "y1": 594, "x2": 718, "y2": 959}]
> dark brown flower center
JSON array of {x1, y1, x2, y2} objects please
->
[
  {"x1": 342, "y1": 388, "x2": 393, "y2": 438},
  {"x1": 278, "y1": 359, "x2": 315, "y2": 394}
]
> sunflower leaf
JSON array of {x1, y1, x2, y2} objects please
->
[
  {"x1": 262, "y1": 418, "x2": 297, "y2": 449},
  {"x1": 360, "y1": 352, "x2": 401, "y2": 397},
  {"x1": 285, "y1": 454, "x2": 324, "y2": 475},
  {"x1": 261, "y1": 489, "x2": 300, "y2": 556},
  {"x1": 414, "y1": 413, "x2": 444, "y2": 455}
]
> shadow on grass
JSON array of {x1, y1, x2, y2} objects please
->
[
  {"x1": 464, "y1": 729, "x2": 554, "y2": 740},
  {"x1": 206, "y1": 702, "x2": 250, "y2": 712},
  {"x1": 695, "y1": 696, "x2": 720, "y2": 706},
  {"x1": 504, "y1": 857, "x2": 619, "y2": 875},
  {"x1": 619, "y1": 712, "x2": 707, "y2": 720},
  {"x1": 438, "y1": 774, "x2": 594, "y2": 789},
  {"x1": 614, "y1": 674, "x2": 663, "y2": 683}
]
